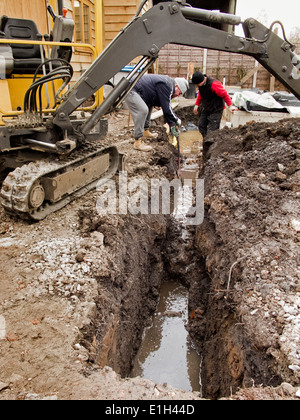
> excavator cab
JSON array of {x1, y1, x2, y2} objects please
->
[
  {"x1": 0, "y1": 3, "x2": 118, "y2": 220},
  {"x1": 0, "y1": 6, "x2": 74, "y2": 122},
  {"x1": 0, "y1": 16, "x2": 46, "y2": 75},
  {"x1": 0, "y1": 10, "x2": 73, "y2": 74}
]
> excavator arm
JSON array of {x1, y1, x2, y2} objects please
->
[{"x1": 53, "y1": 0, "x2": 300, "y2": 137}]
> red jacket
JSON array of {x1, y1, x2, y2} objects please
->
[{"x1": 195, "y1": 77, "x2": 232, "y2": 112}]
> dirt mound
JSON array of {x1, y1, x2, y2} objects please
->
[{"x1": 193, "y1": 118, "x2": 300, "y2": 397}]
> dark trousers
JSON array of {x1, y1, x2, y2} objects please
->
[{"x1": 198, "y1": 109, "x2": 223, "y2": 138}]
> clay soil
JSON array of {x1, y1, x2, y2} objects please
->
[{"x1": 0, "y1": 102, "x2": 299, "y2": 400}]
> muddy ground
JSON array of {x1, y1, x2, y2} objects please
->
[{"x1": 0, "y1": 102, "x2": 299, "y2": 400}]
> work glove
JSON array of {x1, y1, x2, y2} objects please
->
[
  {"x1": 176, "y1": 118, "x2": 182, "y2": 127},
  {"x1": 171, "y1": 125, "x2": 180, "y2": 138},
  {"x1": 193, "y1": 105, "x2": 199, "y2": 115},
  {"x1": 229, "y1": 105, "x2": 237, "y2": 112}
]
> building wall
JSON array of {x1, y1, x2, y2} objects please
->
[
  {"x1": 0, "y1": 0, "x2": 151, "y2": 82},
  {"x1": 67, "y1": 0, "x2": 153, "y2": 81},
  {"x1": 0, "y1": 0, "x2": 49, "y2": 34},
  {"x1": 103, "y1": 0, "x2": 145, "y2": 48},
  {"x1": 67, "y1": 0, "x2": 96, "y2": 81}
]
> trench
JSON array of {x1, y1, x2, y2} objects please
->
[
  {"x1": 81, "y1": 114, "x2": 286, "y2": 399},
  {"x1": 129, "y1": 126, "x2": 204, "y2": 393},
  {"x1": 80, "y1": 125, "x2": 222, "y2": 397}
]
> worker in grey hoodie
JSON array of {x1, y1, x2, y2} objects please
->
[{"x1": 125, "y1": 74, "x2": 189, "y2": 151}]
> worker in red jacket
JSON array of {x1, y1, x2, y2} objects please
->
[{"x1": 192, "y1": 71, "x2": 232, "y2": 138}]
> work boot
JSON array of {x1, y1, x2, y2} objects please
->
[
  {"x1": 134, "y1": 139, "x2": 152, "y2": 152},
  {"x1": 143, "y1": 129, "x2": 158, "y2": 139},
  {"x1": 169, "y1": 135, "x2": 178, "y2": 148}
]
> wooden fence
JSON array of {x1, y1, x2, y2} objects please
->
[{"x1": 157, "y1": 44, "x2": 300, "y2": 92}]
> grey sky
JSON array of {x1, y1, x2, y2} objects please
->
[{"x1": 235, "y1": 0, "x2": 299, "y2": 37}]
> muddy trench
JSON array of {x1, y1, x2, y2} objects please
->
[
  {"x1": 78, "y1": 210, "x2": 281, "y2": 399},
  {"x1": 78, "y1": 209, "x2": 213, "y2": 395},
  {"x1": 77, "y1": 110, "x2": 300, "y2": 399}
]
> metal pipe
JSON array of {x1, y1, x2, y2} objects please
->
[
  {"x1": 0, "y1": 39, "x2": 97, "y2": 57},
  {"x1": 81, "y1": 77, "x2": 131, "y2": 135},
  {"x1": 114, "y1": 57, "x2": 156, "y2": 108},
  {"x1": 44, "y1": 34, "x2": 56, "y2": 105},
  {"x1": 82, "y1": 56, "x2": 154, "y2": 135},
  {"x1": 126, "y1": 56, "x2": 149, "y2": 79},
  {"x1": 181, "y1": 7, "x2": 242, "y2": 26},
  {"x1": 39, "y1": 40, "x2": 50, "y2": 109},
  {"x1": 25, "y1": 138, "x2": 57, "y2": 150},
  {"x1": 58, "y1": 0, "x2": 64, "y2": 16},
  {"x1": 203, "y1": 48, "x2": 207, "y2": 74}
]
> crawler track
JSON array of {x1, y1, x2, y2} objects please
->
[{"x1": 0, "y1": 143, "x2": 119, "y2": 220}]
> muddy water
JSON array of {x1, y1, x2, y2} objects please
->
[{"x1": 131, "y1": 281, "x2": 202, "y2": 392}]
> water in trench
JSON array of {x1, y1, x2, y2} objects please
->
[{"x1": 130, "y1": 281, "x2": 202, "y2": 392}]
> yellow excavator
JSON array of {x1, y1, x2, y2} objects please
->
[{"x1": 0, "y1": 0, "x2": 299, "y2": 220}]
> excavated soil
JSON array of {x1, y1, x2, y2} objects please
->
[
  {"x1": 0, "y1": 103, "x2": 299, "y2": 401},
  {"x1": 193, "y1": 117, "x2": 300, "y2": 398}
]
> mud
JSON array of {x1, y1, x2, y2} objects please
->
[{"x1": 0, "y1": 102, "x2": 299, "y2": 400}]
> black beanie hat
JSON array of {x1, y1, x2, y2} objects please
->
[{"x1": 192, "y1": 71, "x2": 205, "y2": 84}]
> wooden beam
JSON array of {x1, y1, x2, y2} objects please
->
[
  {"x1": 237, "y1": 65, "x2": 262, "y2": 86},
  {"x1": 188, "y1": 62, "x2": 195, "y2": 79}
]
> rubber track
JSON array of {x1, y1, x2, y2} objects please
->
[{"x1": 0, "y1": 142, "x2": 119, "y2": 220}]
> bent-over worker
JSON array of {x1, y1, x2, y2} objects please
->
[{"x1": 125, "y1": 74, "x2": 189, "y2": 152}]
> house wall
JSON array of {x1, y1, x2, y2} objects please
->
[
  {"x1": 103, "y1": 0, "x2": 143, "y2": 48},
  {"x1": 0, "y1": 0, "x2": 49, "y2": 34},
  {"x1": 66, "y1": 0, "x2": 152, "y2": 81}
]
